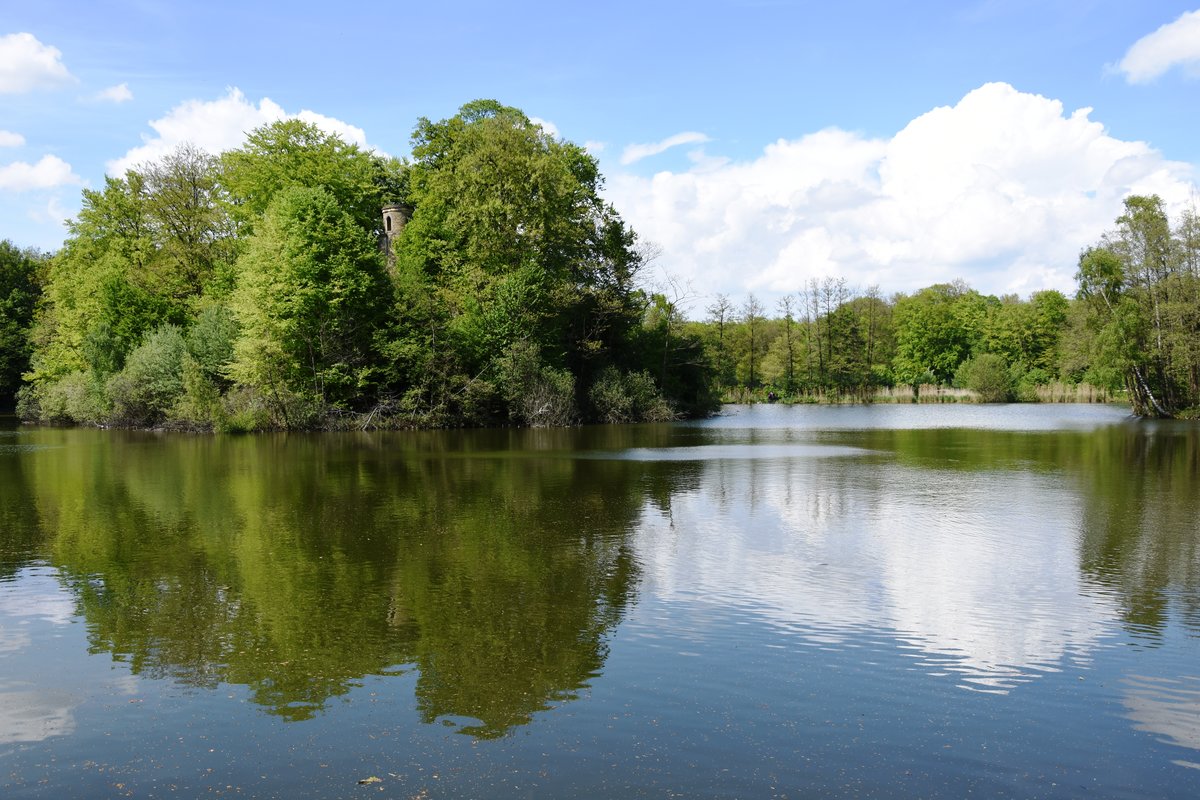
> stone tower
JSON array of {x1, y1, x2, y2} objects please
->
[{"x1": 380, "y1": 203, "x2": 413, "y2": 268}]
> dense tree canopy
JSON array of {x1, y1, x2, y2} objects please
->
[{"x1": 15, "y1": 103, "x2": 710, "y2": 429}]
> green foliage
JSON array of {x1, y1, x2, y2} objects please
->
[
  {"x1": 496, "y1": 341, "x2": 578, "y2": 427},
  {"x1": 954, "y1": 353, "x2": 1014, "y2": 402},
  {"x1": 33, "y1": 371, "x2": 105, "y2": 424},
  {"x1": 106, "y1": 324, "x2": 187, "y2": 426},
  {"x1": 0, "y1": 240, "x2": 43, "y2": 404},
  {"x1": 385, "y1": 98, "x2": 699, "y2": 421},
  {"x1": 1072, "y1": 196, "x2": 1200, "y2": 416},
  {"x1": 24, "y1": 153, "x2": 226, "y2": 393},
  {"x1": 588, "y1": 366, "x2": 675, "y2": 423},
  {"x1": 893, "y1": 281, "x2": 989, "y2": 385},
  {"x1": 982, "y1": 290, "x2": 1068, "y2": 374},
  {"x1": 228, "y1": 185, "x2": 389, "y2": 421},
  {"x1": 220, "y1": 119, "x2": 392, "y2": 236},
  {"x1": 15, "y1": 101, "x2": 715, "y2": 429},
  {"x1": 185, "y1": 304, "x2": 239, "y2": 380}
]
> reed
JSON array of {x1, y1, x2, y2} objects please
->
[{"x1": 1032, "y1": 382, "x2": 1114, "y2": 403}]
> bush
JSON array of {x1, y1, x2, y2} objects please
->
[
  {"x1": 954, "y1": 353, "x2": 1014, "y2": 402},
  {"x1": 35, "y1": 371, "x2": 105, "y2": 424},
  {"x1": 1011, "y1": 365, "x2": 1052, "y2": 402},
  {"x1": 497, "y1": 341, "x2": 577, "y2": 427},
  {"x1": 588, "y1": 366, "x2": 675, "y2": 423},
  {"x1": 107, "y1": 324, "x2": 187, "y2": 426},
  {"x1": 171, "y1": 355, "x2": 223, "y2": 429},
  {"x1": 216, "y1": 385, "x2": 273, "y2": 433}
]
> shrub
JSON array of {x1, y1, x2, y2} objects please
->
[
  {"x1": 1012, "y1": 365, "x2": 1052, "y2": 402},
  {"x1": 107, "y1": 324, "x2": 187, "y2": 426},
  {"x1": 588, "y1": 366, "x2": 675, "y2": 423},
  {"x1": 497, "y1": 341, "x2": 577, "y2": 427},
  {"x1": 36, "y1": 371, "x2": 105, "y2": 424},
  {"x1": 216, "y1": 386, "x2": 272, "y2": 433},
  {"x1": 954, "y1": 353, "x2": 1013, "y2": 402}
]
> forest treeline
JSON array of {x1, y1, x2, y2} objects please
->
[
  {"x1": 1, "y1": 100, "x2": 1198, "y2": 427},
  {"x1": 679, "y1": 193, "x2": 1200, "y2": 418}
]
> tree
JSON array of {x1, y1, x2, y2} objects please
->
[
  {"x1": 954, "y1": 353, "x2": 1013, "y2": 402},
  {"x1": 893, "y1": 281, "x2": 989, "y2": 385},
  {"x1": 228, "y1": 186, "x2": 389, "y2": 424},
  {"x1": 140, "y1": 144, "x2": 237, "y2": 301},
  {"x1": 220, "y1": 119, "x2": 394, "y2": 237},
  {"x1": 391, "y1": 100, "x2": 670, "y2": 420},
  {"x1": 739, "y1": 293, "x2": 765, "y2": 388},
  {"x1": 706, "y1": 293, "x2": 734, "y2": 389},
  {"x1": 1074, "y1": 195, "x2": 1200, "y2": 416},
  {"x1": 776, "y1": 294, "x2": 796, "y2": 391},
  {"x1": 0, "y1": 241, "x2": 43, "y2": 405}
]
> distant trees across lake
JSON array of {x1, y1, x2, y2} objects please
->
[
  {"x1": 3, "y1": 100, "x2": 1197, "y2": 427},
  {"x1": 687, "y1": 194, "x2": 1200, "y2": 418}
]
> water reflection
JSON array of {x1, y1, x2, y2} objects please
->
[
  {"x1": 1, "y1": 406, "x2": 1198, "y2": 749},
  {"x1": 635, "y1": 410, "x2": 1199, "y2": 693},
  {"x1": 1124, "y1": 674, "x2": 1200, "y2": 768},
  {"x1": 9, "y1": 428, "x2": 647, "y2": 736},
  {"x1": 0, "y1": 566, "x2": 81, "y2": 743}
]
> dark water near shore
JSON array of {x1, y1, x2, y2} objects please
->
[{"x1": 1, "y1": 405, "x2": 1198, "y2": 798}]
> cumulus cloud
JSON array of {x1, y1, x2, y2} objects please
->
[
  {"x1": 529, "y1": 116, "x2": 560, "y2": 138},
  {"x1": 605, "y1": 82, "x2": 1197, "y2": 303},
  {"x1": 107, "y1": 87, "x2": 370, "y2": 175},
  {"x1": 621, "y1": 131, "x2": 711, "y2": 165},
  {"x1": 1118, "y1": 9, "x2": 1200, "y2": 83},
  {"x1": 0, "y1": 32, "x2": 76, "y2": 94},
  {"x1": 0, "y1": 130, "x2": 25, "y2": 147},
  {"x1": 0, "y1": 155, "x2": 82, "y2": 191},
  {"x1": 95, "y1": 82, "x2": 133, "y2": 103}
]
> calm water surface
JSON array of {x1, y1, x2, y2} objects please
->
[{"x1": 1, "y1": 404, "x2": 1198, "y2": 798}]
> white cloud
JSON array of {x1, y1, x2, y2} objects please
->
[
  {"x1": 632, "y1": 435, "x2": 1116, "y2": 695},
  {"x1": 28, "y1": 195, "x2": 74, "y2": 227},
  {"x1": 0, "y1": 32, "x2": 76, "y2": 94},
  {"x1": 1118, "y1": 9, "x2": 1200, "y2": 83},
  {"x1": 584, "y1": 140, "x2": 607, "y2": 154},
  {"x1": 0, "y1": 130, "x2": 25, "y2": 147},
  {"x1": 107, "y1": 87, "x2": 370, "y2": 175},
  {"x1": 529, "y1": 116, "x2": 560, "y2": 138},
  {"x1": 0, "y1": 155, "x2": 82, "y2": 191},
  {"x1": 295, "y1": 110, "x2": 368, "y2": 149},
  {"x1": 621, "y1": 131, "x2": 711, "y2": 165},
  {"x1": 95, "y1": 82, "x2": 133, "y2": 103},
  {"x1": 605, "y1": 82, "x2": 1197, "y2": 304}
]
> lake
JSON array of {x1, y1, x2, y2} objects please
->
[{"x1": 1, "y1": 404, "x2": 1198, "y2": 798}]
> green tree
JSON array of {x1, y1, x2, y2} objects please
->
[
  {"x1": 954, "y1": 352, "x2": 1014, "y2": 402},
  {"x1": 140, "y1": 144, "x2": 237, "y2": 301},
  {"x1": 705, "y1": 292, "x2": 735, "y2": 389},
  {"x1": 228, "y1": 186, "x2": 389, "y2": 424},
  {"x1": 1075, "y1": 195, "x2": 1200, "y2": 416},
  {"x1": 391, "y1": 100, "x2": 664, "y2": 420},
  {"x1": 220, "y1": 119, "x2": 393, "y2": 237},
  {"x1": 739, "y1": 293, "x2": 765, "y2": 387},
  {"x1": 0, "y1": 241, "x2": 44, "y2": 405},
  {"x1": 893, "y1": 281, "x2": 989, "y2": 385},
  {"x1": 776, "y1": 293, "x2": 797, "y2": 391}
]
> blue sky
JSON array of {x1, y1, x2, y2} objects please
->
[{"x1": 3, "y1": 1, "x2": 1199, "y2": 309}]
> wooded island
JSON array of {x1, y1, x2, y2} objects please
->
[{"x1": 1, "y1": 101, "x2": 1198, "y2": 428}]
